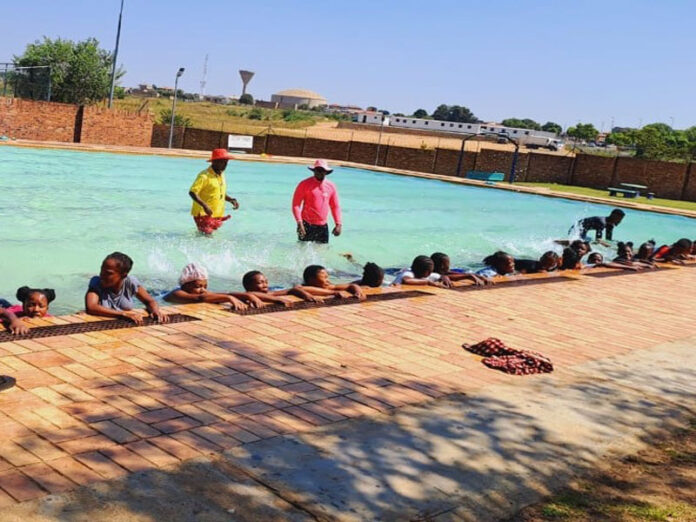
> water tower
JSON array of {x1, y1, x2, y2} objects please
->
[{"x1": 239, "y1": 70, "x2": 255, "y2": 96}]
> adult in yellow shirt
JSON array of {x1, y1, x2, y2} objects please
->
[{"x1": 188, "y1": 149, "x2": 239, "y2": 235}]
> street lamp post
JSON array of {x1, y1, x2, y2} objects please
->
[
  {"x1": 108, "y1": 0, "x2": 125, "y2": 108},
  {"x1": 168, "y1": 67, "x2": 185, "y2": 149}
]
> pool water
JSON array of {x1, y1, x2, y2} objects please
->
[{"x1": 1, "y1": 145, "x2": 695, "y2": 314}]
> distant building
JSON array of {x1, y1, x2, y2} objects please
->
[
  {"x1": 127, "y1": 84, "x2": 159, "y2": 97},
  {"x1": 327, "y1": 103, "x2": 363, "y2": 114},
  {"x1": 271, "y1": 89, "x2": 327, "y2": 109},
  {"x1": 353, "y1": 111, "x2": 388, "y2": 125}
]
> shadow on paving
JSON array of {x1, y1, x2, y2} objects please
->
[{"x1": 5, "y1": 334, "x2": 696, "y2": 521}]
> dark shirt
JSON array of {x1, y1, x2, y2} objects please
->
[{"x1": 573, "y1": 216, "x2": 614, "y2": 240}]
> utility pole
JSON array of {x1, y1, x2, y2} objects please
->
[
  {"x1": 199, "y1": 53, "x2": 208, "y2": 99},
  {"x1": 108, "y1": 0, "x2": 125, "y2": 108}
]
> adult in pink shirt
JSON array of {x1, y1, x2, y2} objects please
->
[{"x1": 292, "y1": 159, "x2": 342, "y2": 243}]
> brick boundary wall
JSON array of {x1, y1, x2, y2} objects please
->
[
  {"x1": 152, "y1": 124, "x2": 695, "y2": 202},
  {"x1": 0, "y1": 97, "x2": 152, "y2": 147}
]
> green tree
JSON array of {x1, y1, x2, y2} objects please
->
[
  {"x1": 239, "y1": 93, "x2": 254, "y2": 105},
  {"x1": 413, "y1": 108, "x2": 428, "y2": 118},
  {"x1": 541, "y1": 121, "x2": 562, "y2": 134},
  {"x1": 566, "y1": 123, "x2": 599, "y2": 142},
  {"x1": 157, "y1": 109, "x2": 192, "y2": 127},
  {"x1": 502, "y1": 118, "x2": 541, "y2": 130},
  {"x1": 432, "y1": 104, "x2": 479, "y2": 123},
  {"x1": 13, "y1": 37, "x2": 123, "y2": 105}
]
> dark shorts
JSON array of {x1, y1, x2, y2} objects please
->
[{"x1": 299, "y1": 221, "x2": 329, "y2": 243}]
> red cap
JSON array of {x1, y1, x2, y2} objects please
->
[{"x1": 207, "y1": 148, "x2": 235, "y2": 162}]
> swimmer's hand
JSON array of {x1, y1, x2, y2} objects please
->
[
  {"x1": 229, "y1": 198, "x2": 240, "y2": 210},
  {"x1": 122, "y1": 310, "x2": 145, "y2": 325},
  {"x1": 347, "y1": 284, "x2": 366, "y2": 300},
  {"x1": 228, "y1": 296, "x2": 248, "y2": 311},
  {"x1": 8, "y1": 317, "x2": 29, "y2": 335},
  {"x1": 245, "y1": 294, "x2": 265, "y2": 309},
  {"x1": 440, "y1": 275, "x2": 453, "y2": 289},
  {"x1": 297, "y1": 222, "x2": 306, "y2": 239},
  {"x1": 149, "y1": 308, "x2": 170, "y2": 323}
]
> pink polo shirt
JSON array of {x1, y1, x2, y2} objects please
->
[{"x1": 292, "y1": 177, "x2": 342, "y2": 226}]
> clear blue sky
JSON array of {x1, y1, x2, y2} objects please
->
[{"x1": 2, "y1": 1, "x2": 695, "y2": 131}]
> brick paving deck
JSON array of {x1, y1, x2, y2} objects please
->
[{"x1": 1, "y1": 265, "x2": 695, "y2": 504}]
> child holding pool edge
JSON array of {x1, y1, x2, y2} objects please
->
[
  {"x1": 242, "y1": 270, "x2": 320, "y2": 305},
  {"x1": 164, "y1": 264, "x2": 261, "y2": 311},
  {"x1": 431, "y1": 252, "x2": 491, "y2": 285},
  {"x1": 477, "y1": 252, "x2": 517, "y2": 278},
  {"x1": 300, "y1": 265, "x2": 366, "y2": 299},
  {"x1": 8, "y1": 287, "x2": 56, "y2": 318},
  {"x1": 391, "y1": 256, "x2": 448, "y2": 287},
  {"x1": 0, "y1": 305, "x2": 28, "y2": 335},
  {"x1": 85, "y1": 252, "x2": 168, "y2": 325}
]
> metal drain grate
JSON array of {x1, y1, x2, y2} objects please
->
[
  {"x1": 452, "y1": 275, "x2": 577, "y2": 291},
  {"x1": 229, "y1": 290, "x2": 432, "y2": 315},
  {"x1": 0, "y1": 314, "x2": 200, "y2": 342}
]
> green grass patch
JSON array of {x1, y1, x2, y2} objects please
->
[
  {"x1": 517, "y1": 183, "x2": 696, "y2": 212},
  {"x1": 610, "y1": 501, "x2": 696, "y2": 521}
]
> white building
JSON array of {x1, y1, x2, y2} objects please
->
[
  {"x1": 353, "y1": 111, "x2": 388, "y2": 125},
  {"x1": 271, "y1": 89, "x2": 327, "y2": 109},
  {"x1": 389, "y1": 116, "x2": 557, "y2": 140}
]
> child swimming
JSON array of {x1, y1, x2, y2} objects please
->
[
  {"x1": 301, "y1": 265, "x2": 366, "y2": 299},
  {"x1": 391, "y1": 255, "x2": 448, "y2": 287},
  {"x1": 477, "y1": 252, "x2": 516, "y2": 278},
  {"x1": 85, "y1": 252, "x2": 168, "y2": 325},
  {"x1": 514, "y1": 251, "x2": 560, "y2": 274},
  {"x1": 242, "y1": 270, "x2": 320, "y2": 305},
  {"x1": 430, "y1": 252, "x2": 490, "y2": 285},
  {"x1": 350, "y1": 262, "x2": 385, "y2": 288},
  {"x1": 164, "y1": 263, "x2": 259, "y2": 311},
  {"x1": 653, "y1": 238, "x2": 693, "y2": 263},
  {"x1": 8, "y1": 286, "x2": 56, "y2": 318}
]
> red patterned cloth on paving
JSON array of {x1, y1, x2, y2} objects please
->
[
  {"x1": 462, "y1": 337, "x2": 553, "y2": 375},
  {"x1": 193, "y1": 215, "x2": 231, "y2": 235}
]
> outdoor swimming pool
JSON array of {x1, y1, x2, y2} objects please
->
[{"x1": 1, "y1": 145, "x2": 695, "y2": 314}]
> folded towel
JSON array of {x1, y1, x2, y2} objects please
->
[{"x1": 463, "y1": 337, "x2": 553, "y2": 375}]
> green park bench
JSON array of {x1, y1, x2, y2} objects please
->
[
  {"x1": 607, "y1": 187, "x2": 639, "y2": 198},
  {"x1": 466, "y1": 171, "x2": 505, "y2": 182}
]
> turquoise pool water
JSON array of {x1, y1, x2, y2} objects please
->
[{"x1": 1, "y1": 145, "x2": 695, "y2": 314}]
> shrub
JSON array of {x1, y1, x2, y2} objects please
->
[
  {"x1": 239, "y1": 93, "x2": 254, "y2": 105},
  {"x1": 158, "y1": 108, "x2": 192, "y2": 127},
  {"x1": 247, "y1": 108, "x2": 264, "y2": 120}
]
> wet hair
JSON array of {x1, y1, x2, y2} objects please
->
[
  {"x1": 616, "y1": 241, "x2": 634, "y2": 258},
  {"x1": 610, "y1": 209, "x2": 626, "y2": 218},
  {"x1": 104, "y1": 252, "x2": 133, "y2": 274},
  {"x1": 569, "y1": 240, "x2": 591, "y2": 253},
  {"x1": 410, "y1": 255, "x2": 434, "y2": 278},
  {"x1": 430, "y1": 252, "x2": 449, "y2": 274},
  {"x1": 242, "y1": 270, "x2": 263, "y2": 291},
  {"x1": 361, "y1": 262, "x2": 384, "y2": 288},
  {"x1": 636, "y1": 240, "x2": 656, "y2": 259},
  {"x1": 303, "y1": 265, "x2": 325, "y2": 285},
  {"x1": 482, "y1": 251, "x2": 514, "y2": 274},
  {"x1": 540, "y1": 251, "x2": 560, "y2": 264},
  {"x1": 16, "y1": 286, "x2": 56, "y2": 304},
  {"x1": 561, "y1": 247, "x2": 581, "y2": 270},
  {"x1": 674, "y1": 238, "x2": 693, "y2": 251},
  {"x1": 587, "y1": 252, "x2": 603, "y2": 264}
]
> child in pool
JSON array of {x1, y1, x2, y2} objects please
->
[
  {"x1": 514, "y1": 251, "x2": 560, "y2": 274},
  {"x1": 350, "y1": 262, "x2": 385, "y2": 288},
  {"x1": 653, "y1": 238, "x2": 694, "y2": 263},
  {"x1": 391, "y1": 255, "x2": 448, "y2": 287},
  {"x1": 301, "y1": 265, "x2": 366, "y2": 299},
  {"x1": 0, "y1": 304, "x2": 28, "y2": 335},
  {"x1": 8, "y1": 287, "x2": 56, "y2": 318},
  {"x1": 164, "y1": 263, "x2": 260, "y2": 311},
  {"x1": 476, "y1": 252, "x2": 517, "y2": 278},
  {"x1": 634, "y1": 240, "x2": 656, "y2": 265},
  {"x1": 431, "y1": 252, "x2": 490, "y2": 285},
  {"x1": 584, "y1": 252, "x2": 643, "y2": 271},
  {"x1": 85, "y1": 252, "x2": 168, "y2": 325},
  {"x1": 242, "y1": 270, "x2": 319, "y2": 305}
]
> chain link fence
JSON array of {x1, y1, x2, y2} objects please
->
[{"x1": 0, "y1": 63, "x2": 52, "y2": 101}]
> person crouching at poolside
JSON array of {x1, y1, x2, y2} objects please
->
[
  {"x1": 653, "y1": 238, "x2": 693, "y2": 263},
  {"x1": 514, "y1": 251, "x2": 561, "y2": 274},
  {"x1": 476, "y1": 252, "x2": 517, "y2": 278},
  {"x1": 7, "y1": 286, "x2": 56, "y2": 318},
  {"x1": 391, "y1": 256, "x2": 448, "y2": 287},
  {"x1": 189, "y1": 149, "x2": 239, "y2": 235},
  {"x1": 242, "y1": 270, "x2": 320, "y2": 305},
  {"x1": 85, "y1": 252, "x2": 168, "y2": 325},
  {"x1": 350, "y1": 262, "x2": 385, "y2": 288},
  {"x1": 164, "y1": 263, "x2": 259, "y2": 311},
  {"x1": 431, "y1": 252, "x2": 490, "y2": 285},
  {"x1": 300, "y1": 265, "x2": 365, "y2": 299}
]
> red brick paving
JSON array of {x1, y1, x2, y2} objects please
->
[{"x1": 1, "y1": 266, "x2": 695, "y2": 503}]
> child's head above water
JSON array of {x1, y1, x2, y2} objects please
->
[
  {"x1": 587, "y1": 252, "x2": 603, "y2": 265},
  {"x1": 482, "y1": 251, "x2": 515, "y2": 275},
  {"x1": 430, "y1": 252, "x2": 450, "y2": 275},
  {"x1": 16, "y1": 286, "x2": 56, "y2": 318},
  {"x1": 608, "y1": 208, "x2": 626, "y2": 225},
  {"x1": 179, "y1": 263, "x2": 209, "y2": 294},
  {"x1": 361, "y1": 262, "x2": 384, "y2": 288},
  {"x1": 303, "y1": 265, "x2": 330, "y2": 287},
  {"x1": 616, "y1": 241, "x2": 634, "y2": 259},
  {"x1": 570, "y1": 240, "x2": 591, "y2": 257},
  {"x1": 243, "y1": 270, "x2": 268, "y2": 292},
  {"x1": 561, "y1": 248, "x2": 582, "y2": 270},
  {"x1": 538, "y1": 251, "x2": 560, "y2": 271},
  {"x1": 637, "y1": 240, "x2": 656, "y2": 260},
  {"x1": 672, "y1": 238, "x2": 693, "y2": 256},
  {"x1": 411, "y1": 255, "x2": 435, "y2": 279},
  {"x1": 99, "y1": 252, "x2": 133, "y2": 290}
]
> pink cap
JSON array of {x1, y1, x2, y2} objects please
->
[{"x1": 308, "y1": 159, "x2": 333, "y2": 173}]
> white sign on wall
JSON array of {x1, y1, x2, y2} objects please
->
[{"x1": 227, "y1": 135, "x2": 254, "y2": 150}]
